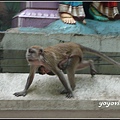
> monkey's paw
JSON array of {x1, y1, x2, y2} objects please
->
[
  {"x1": 91, "y1": 68, "x2": 97, "y2": 77},
  {"x1": 60, "y1": 89, "x2": 74, "y2": 98},
  {"x1": 13, "y1": 91, "x2": 27, "y2": 97},
  {"x1": 66, "y1": 92, "x2": 74, "y2": 98}
]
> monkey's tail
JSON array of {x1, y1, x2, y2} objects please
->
[{"x1": 80, "y1": 45, "x2": 120, "y2": 67}]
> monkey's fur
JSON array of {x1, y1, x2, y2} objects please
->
[
  {"x1": 13, "y1": 42, "x2": 120, "y2": 98},
  {"x1": 38, "y1": 57, "x2": 71, "y2": 75}
]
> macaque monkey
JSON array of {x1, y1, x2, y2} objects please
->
[
  {"x1": 38, "y1": 58, "x2": 71, "y2": 75},
  {"x1": 13, "y1": 42, "x2": 120, "y2": 98}
]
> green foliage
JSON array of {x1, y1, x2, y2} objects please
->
[{"x1": 0, "y1": 2, "x2": 20, "y2": 31}]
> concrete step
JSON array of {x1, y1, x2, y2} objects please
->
[{"x1": 0, "y1": 73, "x2": 120, "y2": 110}]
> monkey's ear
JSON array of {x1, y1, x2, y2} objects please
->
[{"x1": 39, "y1": 48, "x2": 44, "y2": 54}]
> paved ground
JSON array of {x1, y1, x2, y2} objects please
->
[{"x1": 0, "y1": 73, "x2": 120, "y2": 111}]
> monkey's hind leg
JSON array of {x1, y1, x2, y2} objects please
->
[
  {"x1": 58, "y1": 57, "x2": 71, "y2": 70},
  {"x1": 61, "y1": 56, "x2": 80, "y2": 94},
  {"x1": 76, "y1": 60, "x2": 97, "y2": 77},
  {"x1": 52, "y1": 67, "x2": 74, "y2": 98},
  {"x1": 89, "y1": 60, "x2": 97, "y2": 77}
]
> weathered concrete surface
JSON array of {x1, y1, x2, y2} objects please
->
[
  {"x1": 0, "y1": 19, "x2": 120, "y2": 118},
  {"x1": 1, "y1": 110, "x2": 120, "y2": 118},
  {"x1": 1, "y1": 32, "x2": 120, "y2": 52},
  {"x1": 1, "y1": 19, "x2": 120, "y2": 73},
  {"x1": 1, "y1": 18, "x2": 120, "y2": 52},
  {"x1": 0, "y1": 32, "x2": 120, "y2": 74},
  {"x1": 0, "y1": 73, "x2": 120, "y2": 110}
]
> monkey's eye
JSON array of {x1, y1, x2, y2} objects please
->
[{"x1": 29, "y1": 48, "x2": 35, "y2": 53}]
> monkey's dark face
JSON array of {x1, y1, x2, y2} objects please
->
[{"x1": 26, "y1": 46, "x2": 44, "y2": 65}]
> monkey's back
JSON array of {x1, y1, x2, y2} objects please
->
[{"x1": 43, "y1": 42, "x2": 83, "y2": 65}]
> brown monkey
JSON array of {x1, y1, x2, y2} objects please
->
[
  {"x1": 38, "y1": 57, "x2": 71, "y2": 75},
  {"x1": 13, "y1": 42, "x2": 120, "y2": 98}
]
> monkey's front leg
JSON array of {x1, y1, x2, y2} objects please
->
[
  {"x1": 13, "y1": 65, "x2": 37, "y2": 97},
  {"x1": 53, "y1": 67, "x2": 74, "y2": 98},
  {"x1": 13, "y1": 75, "x2": 33, "y2": 97}
]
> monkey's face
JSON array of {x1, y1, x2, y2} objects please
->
[{"x1": 26, "y1": 46, "x2": 44, "y2": 65}]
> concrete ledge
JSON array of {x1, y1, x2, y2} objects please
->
[
  {"x1": 1, "y1": 32, "x2": 120, "y2": 74},
  {"x1": 1, "y1": 110, "x2": 120, "y2": 118},
  {"x1": 0, "y1": 73, "x2": 120, "y2": 110},
  {"x1": 1, "y1": 32, "x2": 120, "y2": 52}
]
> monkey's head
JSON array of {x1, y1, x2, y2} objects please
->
[{"x1": 26, "y1": 45, "x2": 44, "y2": 65}]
